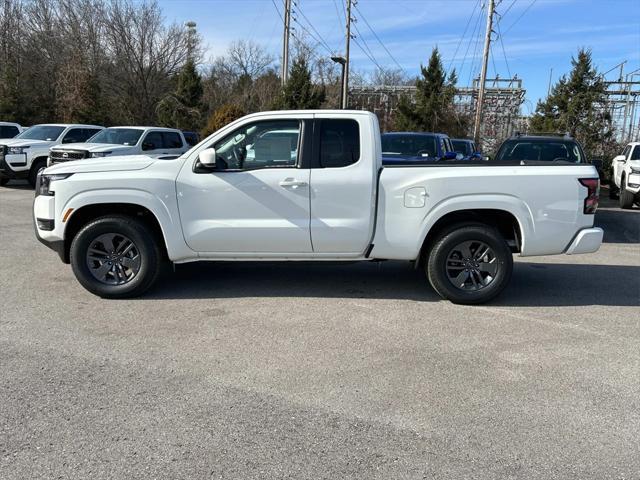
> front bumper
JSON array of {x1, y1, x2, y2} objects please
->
[
  {"x1": 33, "y1": 194, "x2": 67, "y2": 262},
  {"x1": 565, "y1": 227, "x2": 603, "y2": 255},
  {"x1": 625, "y1": 172, "x2": 640, "y2": 193},
  {"x1": 0, "y1": 153, "x2": 29, "y2": 179}
]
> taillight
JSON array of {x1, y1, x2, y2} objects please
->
[{"x1": 579, "y1": 178, "x2": 599, "y2": 214}]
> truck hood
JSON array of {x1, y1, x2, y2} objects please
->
[
  {"x1": 0, "y1": 139, "x2": 54, "y2": 148},
  {"x1": 44, "y1": 155, "x2": 155, "y2": 174},
  {"x1": 50, "y1": 142, "x2": 135, "y2": 153}
]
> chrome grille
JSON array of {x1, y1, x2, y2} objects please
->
[{"x1": 49, "y1": 149, "x2": 88, "y2": 163}]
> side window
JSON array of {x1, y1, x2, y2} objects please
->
[
  {"x1": 212, "y1": 120, "x2": 300, "y2": 170},
  {"x1": 0, "y1": 126, "x2": 19, "y2": 138},
  {"x1": 163, "y1": 131, "x2": 183, "y2": 149},
  {"x1": 142, "y1": 131, "x2": 164, "y2": 151},
  {"x1": 319, "y1": 119, "x2": 360, "y2": 168},
  {"x1": 62, "y1": 128, "x2": 84, "y2": 144},
  {"x1": 622, "y1": 145, "x2": 631, "y2": 158},
  {"x1": 78, "y1": 128, "x2": 101, "y2": 142},
  {"x1": 631, "y1": 145, "x2": 640, "y2": 161}
]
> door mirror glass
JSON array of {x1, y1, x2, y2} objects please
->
[
  {"x1": 142, "y1": 142, "x2": 154, "y2": 151},
  {"x1": 614, "y1": 154, "x2": 626, "y2": 162},
  {"x1": 199, "y1": 148, "x2": 217, "y2": 167}
]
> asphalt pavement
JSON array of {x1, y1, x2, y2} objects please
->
[{"x1": 1, "y1": 182, "x2": 639, "y2": 479}]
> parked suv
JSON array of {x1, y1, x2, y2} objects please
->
[
  {"x1": 610, "y1": 142, "x2": 640, "y2": 209},
  {"x1": 494, "y1": 133, "x2": 586, "y2": 163},
  {"x1": 451, "y1": 138, "x2": 482, "y2": 160},
  {"x1": 0, "y1": 124, "x2": 103, "y2": 186},
  {"x1": 0, "y1": 122, "x2": 24, "y2": 139},
  {"x1": 381, "y1": 132, "x2": 460, "y2": 164},
  {"x1": 48, "y1": 126, "x2": 189, "y2": 166}
]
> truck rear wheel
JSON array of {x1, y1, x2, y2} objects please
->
[
  {"x1": 426, "y1": 224, "x2": 513, "y2": 305},
  {"x1": 70, "y1": 215, "x2": 163, "y2": 298},
  {"x1": 619, "y1": 177, "x2": 635, "y2": 209}
]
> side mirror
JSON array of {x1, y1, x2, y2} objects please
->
[
  {"x1": 443, "y1": 151, "x2": 457, "y2": 160},
  {"x1": 614, "y1": 154, "x2": 626, "y2": 162},
  {"x1": 199, "y1": 148, "x2": 217, "y2": 168},
  {"x1": 62, "y1": 137, "x2": 75, "y2": 144},
  {"x1": 142, "y1": 142, "x2": 155, "y2": 151}
]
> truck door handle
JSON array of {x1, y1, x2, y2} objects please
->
[{"x1": 279, "y1": 179, "x2": 308, "y2": 189}]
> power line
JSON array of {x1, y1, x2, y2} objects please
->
[
  {"x1": 503, "y1": 0, "x2": 537, "y2": 35},
  {"x1": 495, "y1": 20, "x2": 512, "y2": 78},
  {"x1": 352, "y1": 37, "x2": 385, "y2": 73},
  {"x1": 500, "y1": 0, "x2": 518, "y2": 20},
  {"x1": 447, "y1": 0, "x2": 481, "y2": 73},
  {"x1": 353, "y1": 3, "x2": 405, "y2": 73},
  {"x1": 465, "y1": 4, "x2": 485, "y2": 86},
  {"x1": 270, "y1": 0, "x2": 283, "y2": 21},
  {"x1": 292, "y1": 0, "x2": 335, "y2": 55}
]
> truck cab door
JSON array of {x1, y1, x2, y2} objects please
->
[
  {"x1": 176, "y1": 117, "x2": 313, "y2": 254},
  {"x1": 308, "y1": 116, "x2": 377, "y2": 255}
]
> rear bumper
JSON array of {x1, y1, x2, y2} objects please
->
[{"x1": 565, "y1": 227, "x2": 603, "y2": 255}]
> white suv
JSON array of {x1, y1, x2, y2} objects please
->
[
  {"x1": 0, "y1": 122, "x2": 24, "y2": 139},
  {"x1": 0, "y1": 124, "x2": 103, "y2": 186},
  {"x1": 611, "y1": 142, "x2": 640, "y2": 209},
  {"x1": 48, "y1": 127, "x2": 189, "y2": 166}
]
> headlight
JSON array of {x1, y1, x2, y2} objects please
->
[
  {"x1": 35, "y1": 173, "x2": 73, "y2": 197},
  {"x1": 630, "y1": 167, "x2": 640, "y2": 175},
  {"x1": 8, "y1": 146, "x2": 29, "y2": 154},
  {"x1": 90, "y1": 151, "x2": 111, "y2": 158}
]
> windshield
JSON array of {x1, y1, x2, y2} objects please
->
[
  {"x1": 381, "y1": 134, "x2": 437, "y2": 158},
  {"x1": 451, "y1": 140, "x2": 472, "y2": 155},
  {"x1": 15, "y1": 125, "x2": 65, "y2": 141},
  {"x1": 88, "y1": 128, "x2": 143, "y2": 146},
  {"x1": 495, "y1": 139, "x2": 584, "y2": 163}
]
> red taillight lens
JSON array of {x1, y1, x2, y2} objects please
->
[{"x1": 579, "y1": 178, "x2": 599, "y2": 214}]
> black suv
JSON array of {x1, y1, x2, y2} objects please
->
[{"x1": 494, "y1": 133, "x2": 586, "y2": 163}]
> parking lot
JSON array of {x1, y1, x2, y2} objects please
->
[{"x1": 1, "y1": 183, "x2": 638, "y2": 479}]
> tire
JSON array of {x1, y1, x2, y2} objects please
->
[
  {"x1": 619, "y1": 176, "x2": 635, "y2": 209},
  {"x1": 0, "y1": 178, "x2": 8, "y2": 186},
  {"x1": 426, "y1": 223, "x2": 513, "y2": 305},
  {"x1": 70, "y1": 215, "x2": 163, "y2": 298},
  {"x1": 28, "y1": 158, "x2": 47, "y2": 187}
]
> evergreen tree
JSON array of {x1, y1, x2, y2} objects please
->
[
  {"x1": 157, "y1": 59, "x2": 204, "y2": 130},
  {"x1": 395, "y1": 48, "x2": 467, "y2": 136},
  {"x1": 530, "y1": 48, "x2": 613, "y2": 157},
  {"x1": 275, "y1": 56, "x2": 325, "y2": 109}
]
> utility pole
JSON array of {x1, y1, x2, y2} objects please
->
[
  {"x1": 342, "y1": 0, "x2": 353, "y2": 109},
  {"x1": 185, "y1": 21, "x2": 197, "y2": 62},
  {"x1": 281, "y1": 0, "x2": 292, "y2": 86},
  {"x1": 473, "y1": 0, "x2": 495, "y2": 146}
]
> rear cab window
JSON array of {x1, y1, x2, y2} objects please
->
[
  {"x1": 0, "y1": 126, "x2": 19, "y2": 138},
  {"x1": 319, "y1": 119, "x2": 360, "y2": 168}
]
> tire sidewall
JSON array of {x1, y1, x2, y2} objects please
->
[
  {"x1": 28, "y1": 158, "x2": 47, "y2": 187},
  {"x1": 427, "y1": 224, "x2": 513, "y2": 304},
  {"x1": 70, "y1": 217, "x2": 159, "y2": 298}
]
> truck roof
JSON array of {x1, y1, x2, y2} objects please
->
[
  {"x1": 31, "y1": 123, "x2": 104, "y2": 128},
  {"x1": 383, "y1": 131, "x2": 450, "y2": 137},
  {"x1": 106, "y1": 126, "x2": 183, "y2": 132}
]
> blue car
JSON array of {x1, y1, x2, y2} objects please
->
[
  {"x1": 381, "y1": 132, "x2": 460, "y2": 164},
  {"x1": 451, "y1": 138, "x2": 482, "y2": 160}
]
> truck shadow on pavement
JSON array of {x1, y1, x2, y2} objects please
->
[{"x1": 148, "y1": 260, "x2": 639, "y2": 308}]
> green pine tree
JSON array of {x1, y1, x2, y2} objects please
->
[
  {"x1": 157, "y1": 59, "x2": 204, "y2": 131},
  {"x1": 530, "y1": 48, "x2": 613, "y2": 157},
  {"x1": 275, "y1": 56, "x2": 325, "y2": 109},
  {"x1": 395, "y1": 48, "x2": 467, "y2": 136}
]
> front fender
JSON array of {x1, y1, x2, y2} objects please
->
[{"x1": 60, "y1": 188, "x2": 195, "y2": 262}]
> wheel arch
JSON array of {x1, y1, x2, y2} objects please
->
[
  {"x1": 62, "y1": 203, "x2": 169, "y2": 264},
  {"x1": 417, "y1": 207, "x2": 525, "y2": 268}
]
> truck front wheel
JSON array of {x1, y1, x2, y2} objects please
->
[
  {"x1": 70, "y1": 215, "x2": 163, "y2": 298},
  {"x1": 426, "y1": 224, "x2": 513, "y2": 305}
]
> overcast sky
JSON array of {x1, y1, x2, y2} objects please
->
[{"x1": 159, "y1": 0, "x2": 640, "y2": 113}]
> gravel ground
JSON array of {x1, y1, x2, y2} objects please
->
[{"x1": 1, "y1": 183, "x2": 639, "y2": 479}]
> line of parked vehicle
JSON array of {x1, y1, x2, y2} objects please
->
[{"x1": 0, "y1": 122, "x2": 199, "y2": 187}]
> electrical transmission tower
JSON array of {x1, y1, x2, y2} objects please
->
[{"x1": 603, "y1": 64, "x2": 640, "y2": 143}]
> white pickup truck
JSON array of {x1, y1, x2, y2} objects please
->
[
  {"x1": 48, "y1": 126, "x2": 189, "y2": 166},
  {"x1": 0, "y1": 123, "x2": 103, "y2": 186},
  {"x1": 33, "y1": 110, "x2": 603, "y2": 304},
  {"x1": 610, "y1": 142, "x2": 640, "y2": 209}
]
